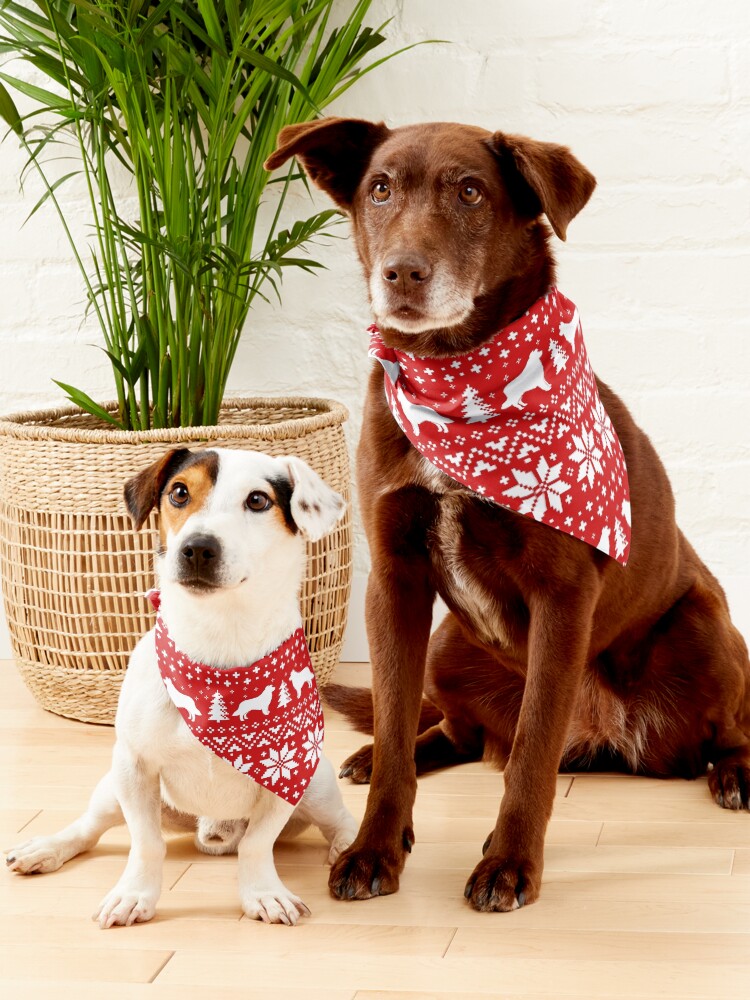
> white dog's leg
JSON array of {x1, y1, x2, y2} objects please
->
[
  {"x1": 6, "y1": 771, "x2": 123, "y2": 875},
  {"x1": 296, "y1": 756, "x2": 358, "y2": 863},
  {"x1": 238, "y1": 792, "x2": 308, "y2": 925},
  {"x1": 94, "y1": 742, "x2": 165, "y2": 929}
]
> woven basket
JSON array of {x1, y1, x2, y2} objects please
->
[{"x1": 0, "y1": 397, "x2": 352, "y2": 724}]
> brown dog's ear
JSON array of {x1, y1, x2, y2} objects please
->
[
  {"x1": 124, "y1": 448, "x2": 191, "y2": 530},
  {"x1": 265, "y1": 116, "x2": 391, "y2": 209},
  {"x1": 486, "y1": 132, "x2": 596, "y2": 241}
]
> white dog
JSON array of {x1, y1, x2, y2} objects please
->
[
  {"x1": 233, "y1": 684, "x2": 275, "y2": 719},
  {"x1": 5, "y1": 448, "x2": 357, "y2": 927},
  {"x1": 163, "y1": 677, "x2": 202, "y2": 720},
  {"x1": 290, "y1": 666, "x2": 315, "y2": 699},
  {"x1": 396, "y1": 383, "x2": 453, "y2": 435},
  {"x1": 501, "y1": 349, "x2": 552, "y2": 410}
]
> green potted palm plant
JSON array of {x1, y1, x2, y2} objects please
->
[{"x1": 0, "y1": 0, "x2": 411, "y2": 722}]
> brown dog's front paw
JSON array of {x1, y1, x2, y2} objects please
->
[
  {"x1": 708, "y1": 756, "x2": 750, "y2": 810},
  {"x1": 338, "y1": 743, "x2": 374, "y2": 784},
  {"x1": 464, "y1": 853, "x2": 541, "y2": 912},
  {"x1": 328, "y1": 837, "x2": 410, "y2": 900}
]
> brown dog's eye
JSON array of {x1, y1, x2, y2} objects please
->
[
  {"x1": 169, "y1": 482, "x2": 190, "y2": 507},
  {"x1": 370, "y1": 181, "x2": 391, "y2": 204},
  {"x1": 459, "y1": 185, "x2": 483, "y2": 206},
  {"x1": 246, "y1": 491, "x2": 272, "y2": 512}
]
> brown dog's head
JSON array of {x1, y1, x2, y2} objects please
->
[{"x1": 266, "y1": 118, "x2": 595, "y2": 355}]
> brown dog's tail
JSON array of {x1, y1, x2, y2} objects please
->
[{"x1": 323, "y1": 683, "x2": 443, "y2": 736}]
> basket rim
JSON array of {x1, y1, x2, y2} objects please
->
[{"x1": 0, "y1": 396, "x2": 349, "y2": 444}]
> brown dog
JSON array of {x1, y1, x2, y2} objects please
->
[{"x1": 266, "y1": 118, "x2": 750, "y2": 912}]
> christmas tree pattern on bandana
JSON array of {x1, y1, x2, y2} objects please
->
[
  {"x1": 369, "y1": 288, "x2": 631, "y2": 564},
  {"x1": 147, "y1": 591, "x2": 323, "y2": 805}
]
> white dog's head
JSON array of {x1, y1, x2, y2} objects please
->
[{"x1": 124, "y1": 447, "x2": 345, "y2": 602}]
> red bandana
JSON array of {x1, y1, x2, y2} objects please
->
[
  {"x1": 369, "y1": 289, "x2": 631, "y2": 564},
  {"x1": 147, "y1": 591, "x2": 323, "y2": 804}
]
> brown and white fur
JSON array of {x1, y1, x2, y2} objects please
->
[
  {"x1": 5, "y1": 447, "x2": 357, "y2": 926},
  {"x1": 265, "y1": 118, "x2": 750, "y2": 914}
]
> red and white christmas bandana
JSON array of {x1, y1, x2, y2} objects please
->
[
  {"x1": 369, "y1": 288, "x2": 631, "y2": 564},
  {"x1": 147, "y1": 591, "x2": 323, "y2": 804}
]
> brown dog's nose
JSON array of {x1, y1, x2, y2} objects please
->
[{"x1": 382, "y1": 254, "x2": 432, "y2": 286}]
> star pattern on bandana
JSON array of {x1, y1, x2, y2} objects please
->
[
  {"x1": 368, "y1": 288, "x2": 631, "y2": 564},
  {"x1": 149, "y1": 593, "x2": 323, "y2": 805}
]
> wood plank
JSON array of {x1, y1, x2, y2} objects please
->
[
  {"x1": 0, "y1": 914, "x2": 453, "y2": 957},
  {"x1": 448, "y1": 927, "x2": 750, "y2": 963},
  {"x1": 354, "y1": 994, "x2": 723, "y2": 1000},
  {"x1": 563, "y1": 775, "x2": 729, "y2": 821},
  {"x1": 600, "y1": 820, "x2": 750, "y2": 849},
  {"x1": 0, "y1": 943, "x2": 172, "y2": 984},
  {"x1": 402, "y1": 841, "x2": 732, "y2": 875},
  {"x1": 6, "y1": 985, "x2": 352, "y2": 1000},
  {"x1": 544, "y1": 844, "x2": 733, "y2": 875},
  {"x1": 733, "y1": 849, "x2": 750, "y2": 875},
  {"x1": 155, "y1": 951, "x2": 750, "y2": 995}
]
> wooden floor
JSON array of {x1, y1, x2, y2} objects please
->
[{"x1": 2, "y1": 660, "x2": 750, "y2": 1000}]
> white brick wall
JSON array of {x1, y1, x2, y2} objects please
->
[{"x1": 1, "y1": 0, "x2": 748, "y2": 658}]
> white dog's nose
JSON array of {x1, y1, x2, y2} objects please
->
[{"x1": 180, "y1": 534, "x2": 220, "y2": 571}]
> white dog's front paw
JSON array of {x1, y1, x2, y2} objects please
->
[
  {"x1": 94, "y1": 884, "x2": 159, "y2": 929},
  {"x1": 5, "y1": 837, "x2": 66, "y2": 875},
  {"x1": 241, "y1": 884, "x2": 311, "y2": 925}
]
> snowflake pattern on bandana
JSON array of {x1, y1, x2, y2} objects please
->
[
  {"x1": 147, "y1": 591, "x2": 323, "y2": 804},
  {"x1": 369, "y1": 288, "x2": 631, "y2": 564}
]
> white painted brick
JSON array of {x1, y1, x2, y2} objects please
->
[
  {"x1": 31, "y1": 265, "x2": 89, "y2": 324},
  {"x1": 331, "y1": 44, "x2": 487, "y2": 124},
  {"x1": 529, "y1": 109, "x2": 750, "y2": 183},
  {"x1": 573, "y1": 182, "x2": 750, "y2": 249},
  {"x1": 0, "y1": 266, "x2": 40, "y2": 326},
  {"x1": 471, "y1": 52, "x2": 539, "y2": 121},
  {"x1": 395, "y1": 0, "x2": 598, "y2": 44},
  {"x1": 631, "y1": 389, "x2": 747, "y2": 461},
  {"x1": 582, "y1": 320, "x2": 750, "y2": 399},
  {"x1": 2, "y1": 198, "x2": 92, "y2": 263},
  {"x1": 691, "y1": 534, "x2": 750, "y2": 582},
  {"x1": 731, "y1": 41, "x2": 750, "y2": 99},
  {"x1": 536, "y1": 48, "x2": 729, "y2": 110},
  {"x1": 602, "y1": 1, "x2": 750, "y2": 40},
  {"x1": 557, "y1": 251, "x2": 749, "y2": 318}
]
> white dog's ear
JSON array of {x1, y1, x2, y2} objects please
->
[{"x1": 280, "y1": 456, "x2": 346, "y2": 542}]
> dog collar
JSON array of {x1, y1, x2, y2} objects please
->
[
  {"x1": 369, "y1": 288, "x2": 631, "y2": 564},
  {"x1": 146, "y1": 590, "x2": 323, "y2": 805}
]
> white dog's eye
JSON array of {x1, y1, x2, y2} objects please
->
[
  {"x1": 245, "y1": 491, "x2": 272, "y2": 512},
  {"x1": 169, "y1": 482, "x2": 190, "y2": 507}
]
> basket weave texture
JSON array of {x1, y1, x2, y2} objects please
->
[{"x1": 0, "y1": 397, "x2": 352, "y2": 724}]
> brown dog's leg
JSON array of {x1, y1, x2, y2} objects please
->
[
  {"x1": 340, "y1": 722, "x2": 483, "y2": 785},
  {"x1": 337, "y1": 614, "x2": 486, "y2": 784},
  {"x1": 329, "y1": 552, "x2": 435, "y2": 899},
  {"x1": 464, "y1": 574, "x2": 600, "y2": 912}
]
